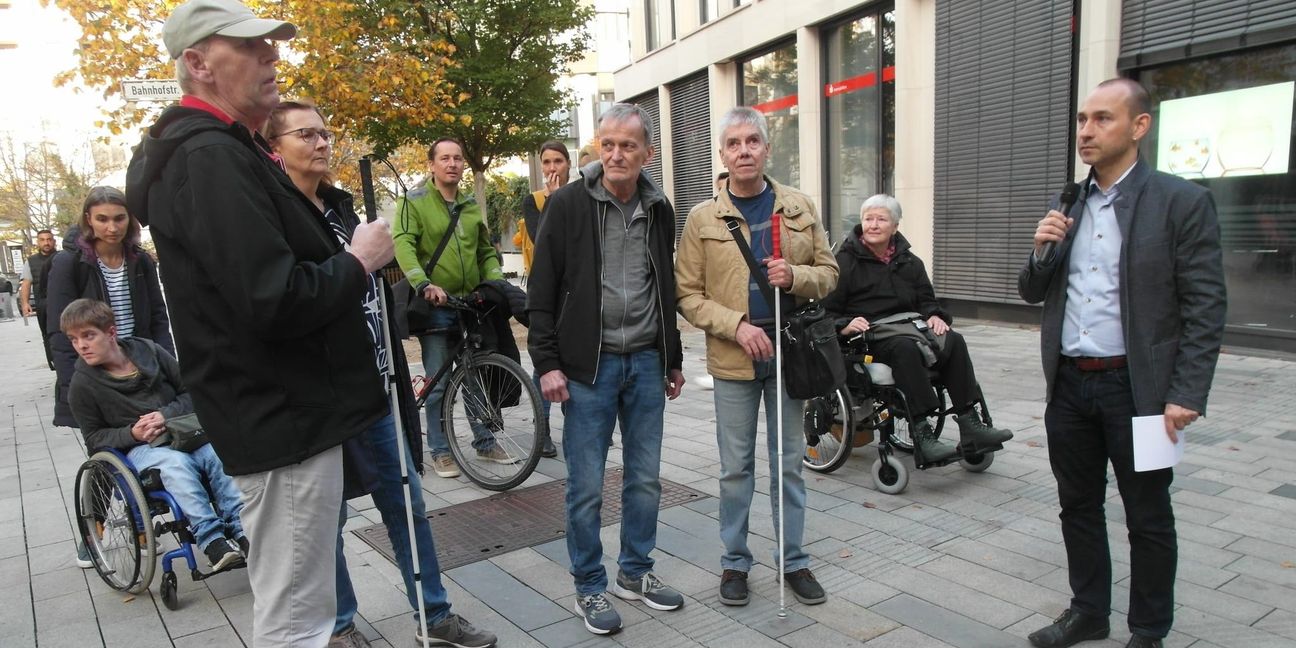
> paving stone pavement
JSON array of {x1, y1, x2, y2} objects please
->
[{"x1": 3, "y1": 313, "x2": 1295, "y2": 648}]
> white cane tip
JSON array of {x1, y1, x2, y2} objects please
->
[{"x1": 777, "y1": 609, "x2": 788, "y2": 618}]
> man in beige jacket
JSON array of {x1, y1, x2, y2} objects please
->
[{"x1": 675, "y1": 106, "x2": 838, "y2": 607}]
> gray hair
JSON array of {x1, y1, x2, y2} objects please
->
[
  {"x1": 716, "y1": 106, "x2": 769, "y2": 148},
  {"x1": 599, "y1": 103, "x2": 655, "y2": 147},
  {"x1": 173, "y1": 39, "x2": 210, "y2": 93},
  {"x1": 861, "y1": 194, "x2": 903, "y2": 223}
]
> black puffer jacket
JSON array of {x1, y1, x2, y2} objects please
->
[
  {"x1": 125, "y1": 106, "x2": 385, "y2": 475},
  {"x1": 45, "y1": 228, "x2": 174, "y2": 427},
  {"x1": 821, "y1": 227, "x2": 952, "y2": 328}
]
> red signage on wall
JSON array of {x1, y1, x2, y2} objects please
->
[
  {"x1": 824, "y1": 65, "x2": 896, "y2": 98},
  {"x1": 752, "y1": 93, "x2": 799, "y2": 113}
]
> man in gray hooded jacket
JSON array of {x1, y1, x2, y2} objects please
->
[{"x1": 526, "y1": 103, "x2": 686, "y2": 635}]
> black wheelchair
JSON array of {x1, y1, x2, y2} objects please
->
[
  {"x1": 73, "y1": 449, "x2": 245, "y2": 609},
  {"x1": 801, "y1": 333, "x2": 1000, "y2": 494}
]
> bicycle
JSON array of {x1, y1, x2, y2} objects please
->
[{"x1": 412, "y1": 294, "x2": 545, "y2": 490}]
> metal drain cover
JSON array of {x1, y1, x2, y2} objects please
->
[{"x1": 353, "y1": 467, "x2": 709, "y2": 571}]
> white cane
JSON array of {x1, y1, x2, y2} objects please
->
[
  {"x1": 360, "y1": 158, "x2": 432, "y2": 648},
  {"x1": 771, "y1": 214, "x2": 787, "y2": 619}
]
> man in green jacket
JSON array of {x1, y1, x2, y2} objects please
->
[{"x1": 394, "y1": 137, "x2": 510, "y2": 478}]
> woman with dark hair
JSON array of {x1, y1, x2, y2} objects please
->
[
  {"x1": 515, "y1": 139, "x2": 571, "y2": 458},
  {"x1": 264, "y1": 100, "x2": 496, "y2": 648},
  {"x1": 46, "y1": 185, "x2": 173, "y2": 429}
]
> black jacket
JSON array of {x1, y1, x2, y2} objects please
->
[
  {"x1": 1018, "y1": 160, "x2": 1226, "y2": 415},
  {"x1": 125, "y1": 105, "x2": 385, "y2": 475},
  {"x1": 46, "y1": 228, "x2": 174, "y2": 427},
  {"x1": 821, "y1": 228, "x2": 951, "y2": 328},
  {"x1": 526, "y1": 162, "x2": 682, "y2": 384},
  {"x1": 68, "y1": 337, "x2": 191, "y2": 453}
]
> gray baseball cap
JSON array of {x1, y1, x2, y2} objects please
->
[{"x1": 163, "y1": 0, "x2": 297, "y2": 59}]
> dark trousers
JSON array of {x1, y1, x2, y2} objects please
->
[
  {"x1": 35, "y1": 304, "x2": 53, "y2": 368},
  {"x1": 872, "y1": 329, "x2": 980, "y2": 415},
  {"x1": 1046, "y1": 362, "x2": 1176, "y2": 638}
]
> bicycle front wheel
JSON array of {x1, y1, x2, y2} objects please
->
[{"x1": 442, "y1": 353, "x2": 544, "y2": 490}]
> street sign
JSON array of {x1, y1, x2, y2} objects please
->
[{"x1": 122, "y1": 79, "x2": 182, "y2": 102}]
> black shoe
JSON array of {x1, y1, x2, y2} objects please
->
[
  {"x1": 784, "y1": 568, "x2": 826, "y2": 605},
  {"x1": 1125, "y1": 635, "x2": 1162, "y2": 648},
  {"x1": 1028, "y1": 609, "x2": 1110, "y2": 648},
  {"x1": 236, "y1": 535, "x2": 250, "y2": 557},
  {"x1": 913, "y1": 421, "x2": 957, "y2": 464},
  {"x1": 956, "y1": 412, "x2": 1013, "y2": 448},
  {"x1": 719, "y1": 569, "x2": 748, "y2": 606},
  {"x1": 540, "y1": 435, "x2": 557, "y2": 458},
  {"x1": 203, "y1": 538, "x2": 245, "y2": 571}
]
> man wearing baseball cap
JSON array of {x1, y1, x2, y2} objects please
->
[{"x1": 125, "y1": 2, "x2": 400, "y2": 646}]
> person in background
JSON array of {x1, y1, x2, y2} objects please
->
[
  {"x1": 265, "y1": 100, "x2": 496, "y2": 648},
  {"x1": 393, "y1": 137, "x2": 512, "y2": 478},
  {"x1": 45, "y1": 187, "x2": 174, "y2": 431},
  {"x1": 19, "y1": 228, "x2": 57, "y2": 367},
  {"x1": 1019, "y1": 78, "x2": 1226, "y2": 648},
  {"x1": 513, "y1": 139, "x2": 572, "y2": 458}
]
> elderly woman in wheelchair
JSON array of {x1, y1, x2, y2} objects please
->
[
  {"x1": 62, "y1": 299, "x2": 245, "y2": 601},
  {"x1": 819, "y1": 195, "x2": 1013, "y2": 470}
]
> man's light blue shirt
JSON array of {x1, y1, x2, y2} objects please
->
[{"x1": 1060, "y1": 162, "x2": 1137, "y2": 357}]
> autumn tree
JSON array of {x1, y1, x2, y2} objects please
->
[{"x1": 0, "y1": 137, "x2": 101, "y2": 250}]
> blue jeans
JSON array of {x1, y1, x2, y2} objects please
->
[
  {"x1": 335, "y1": 413, "x2": 451, "y2": 633},
  {"x1": 563, "y1": 349, "x2": 665, "y2": 595},
  {"x1": 713, "y1": 360, "x2": 809, "y2": 573},
  {"x1": 126, "y1": 442, "x2": 244, "y2": 550},
  {"x1": 418, "y1": 308, "x2": 494, "y2": 457}
]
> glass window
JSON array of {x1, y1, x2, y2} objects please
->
[
  {"x1": 1140, "y1": 43, "x2": 1296, "y2": 335},
  {"x1": 823, "y1": 10, "x2": 895, "y2": 240},
  {"x1": 646, "y1": 0, "x2": 674, "y2": 51},
  {"x1": 701, "y1": 0, "x2": 721, "y2": 24},
  {"x1": 741, "y1": 43, "x2": 800, "y2": 187}
]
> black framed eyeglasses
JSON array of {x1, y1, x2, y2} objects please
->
[{"x1": 273, "y1": 127, "x2": 332, "y2": 144}]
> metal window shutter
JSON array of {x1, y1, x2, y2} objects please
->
[
  {"x1": 669, "y1": 72, "x2": 712, "y2": 245},
  {"x1": 627, "y1": 90, "x2": 665, "y2": 192},
  {"x1": 933, "y1": 0, "x2": 1074, "y2": 304},
  {"x1": 1120, "y1": 1, "x2": 1296, "y2": 69}
]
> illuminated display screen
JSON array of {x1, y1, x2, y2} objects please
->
[{"x1": 1156, "y1": 81, "x2": 1294, "y2": 179}]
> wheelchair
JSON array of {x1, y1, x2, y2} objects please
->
[
  {"x1": 801, "y1": 333, "x2": 1000, "y2": 494},
  {"x1": 73, "y1": 449, "x2": 245, "y2": 609}
]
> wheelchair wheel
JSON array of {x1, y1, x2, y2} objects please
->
[
  {"x1": 803, "y1": 386, "x2": 854, "y2": 473},
  {"x1": 160, "y1": 571, "x2": 180, "y2": 610},
  {"x1": 74, "y1": 452, "x2": 157, "y2": 593},
  {"x1": 443, "y1": 352, "x2": 544, "y2": 491},
  {"x1": 871, "y1": 453, "x2": 909, "y2": 494},
  {"x1": 960, "y1": 450, "x2": 995, "y2": 473}
]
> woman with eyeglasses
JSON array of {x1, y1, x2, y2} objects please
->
[
  {"x1": 45, "y1": 186, "x2": 174, "y2": 431},
  {"x1": 263, "y1": 100, "x2": 497, "y2": 648}
]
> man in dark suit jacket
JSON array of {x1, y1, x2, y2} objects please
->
[{"x1": 1018, "y1": 78, "x2": 1226, "y2": 648}]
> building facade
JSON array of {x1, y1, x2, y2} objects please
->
[{"x1": 614, "y1": 0, "x2": 1296, "y2": 352}]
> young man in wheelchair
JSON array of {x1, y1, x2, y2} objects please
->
[
  {"x1": 821, "y1": 195, "x2": 1013, "y2": 463},
  {"x1": 62, "y1": 298, "x2": 246, "y2": 571}
]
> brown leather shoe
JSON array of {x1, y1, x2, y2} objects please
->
[{"x1": 1028, "y1": 609, "x2": 1110, "y2": 648}]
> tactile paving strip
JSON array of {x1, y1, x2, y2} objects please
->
[{"x1": 353, "y1": 467, "x2": 709, "y2": 571}]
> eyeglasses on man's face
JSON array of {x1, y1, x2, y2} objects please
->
[{"x1": 274, "y1": 127, "x2": 332, "y2": 144}]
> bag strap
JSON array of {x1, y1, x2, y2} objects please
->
[
  {"x1": 421, "y1": 203, "x2": 464, "y2": 282},
  {"x1": 723, "y1": 216, "x2": 775, "y2": 309}
]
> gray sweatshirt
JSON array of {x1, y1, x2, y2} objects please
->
[
  {"x1": 67, "y1": 336, "x2": 194, "y2": 452},
  {"x1": 586, "y1": 167, "x2": 660, "y2": 354}
]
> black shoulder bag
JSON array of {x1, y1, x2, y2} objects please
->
[
  {"x1": 395, "y1": 204, "x2": 463, "y2": 336},
  {"x1": 723, "y1": 217, "x2": 846, "y2": 400}
]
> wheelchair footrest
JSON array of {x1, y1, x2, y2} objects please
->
[{"x1": 957, "y1": 441, "x2": 1003, "y2": 457}]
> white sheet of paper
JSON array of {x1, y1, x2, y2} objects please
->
[{"x1": 1133, "y1": 415, "x2": 1185, "y2": 472}]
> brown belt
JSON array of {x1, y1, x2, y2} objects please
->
[{"x1": 1063, "y1": 355, "x2": 1128, "y2": 371}]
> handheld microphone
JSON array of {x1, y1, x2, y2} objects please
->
[
  {"x1": 359, "y1": 156, "x2": 378, "y2": 223},
  {"x1": 1039, "y1": 181, "x2": 1082, "y2": 262}
]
